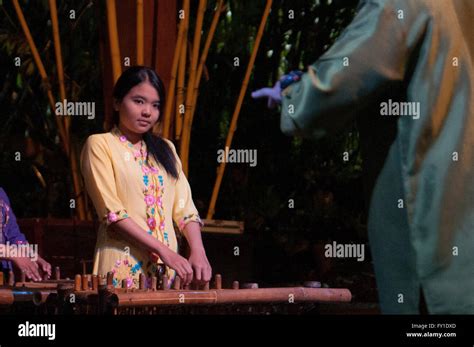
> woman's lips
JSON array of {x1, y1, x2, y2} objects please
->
[{"x1": 137, "y1": 119, "x2": 151, "y2": 126}]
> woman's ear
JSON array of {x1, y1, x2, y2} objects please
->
[{"x1": 113, "y1": 99, "x2": 120, "y2": 112}]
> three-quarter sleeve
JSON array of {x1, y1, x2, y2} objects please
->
[
  {"x1": 280, "y1": 0, "x2": 428, "y2": 138},
  {"x1": 0, "y1": 188, "x2": 27, "y2": 245},
  {"x1": 164, "y1": 140, "x2": 203, "y2": 233},
  {"x1": 80, "y1": 135, "x2": 129, "y2": 226}
]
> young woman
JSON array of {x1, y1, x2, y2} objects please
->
[{"x1": 80, "y1": 66, "x2": 211, "y2": 289}]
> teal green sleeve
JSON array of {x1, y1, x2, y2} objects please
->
[{"x1": 280, "y1": 0, "x2": 427, "y2": 138}]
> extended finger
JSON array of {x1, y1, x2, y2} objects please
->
[
  {"x1": 251, "y1": 88, "x2": 274, "y2": 99},
  {"x1": 193, "y1": 265, "x2": 202, "y2": 282},
  {"x1": 203, "y1": 266, "x2": 212, "y2": 283},
  {"x1": 184, "y1": 264, "x2": 193, "y2": 285}
]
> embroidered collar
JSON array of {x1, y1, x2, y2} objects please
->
[{"x1": 111, "y1": 126, "x2": 148, "y2": 161}]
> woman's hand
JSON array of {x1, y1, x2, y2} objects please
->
[
  {"x1": 11, "y1": 257, "x2": 42, "y2": 282},
  {"x1": 181, "y1": 222, "x2": 212, "y2": 286},
  {"x1": 188, "y1": 248, "x2": 212, "y2": 285},
  {"x1": 36, "y1": 256, "x2": 52, "y2": 280},
  {"x1": 151, "y1": 248, "x2": 194, "y2": 286}
]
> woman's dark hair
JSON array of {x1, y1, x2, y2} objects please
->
[{"x1": 112, "y1": 66, "x2": 179, "y2": 179}]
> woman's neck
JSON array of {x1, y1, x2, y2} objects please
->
[{"x1": 118, "y1": 123, "x2": 142, "y2": 144}]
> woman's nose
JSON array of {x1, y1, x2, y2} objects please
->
[{"x1": 142, "y1": 105, "x2": 151, "y2": 117}]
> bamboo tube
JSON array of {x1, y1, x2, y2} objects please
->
[
  {"x1": 92, "y1": 275, "x2": 98, "y2": 291},
  {"x1": 75, "y1": 274, "x2": 82, "y2": 292},
  {"x1": 207, "y1": 0, "x2": 273, "y2": 219},
  {"x1": 14, "y1": 282, "x2": 72, "y2": 289},
  {"x1": 136, "y1": 0, "x2": 144, "y2": 65},
  {"x1": 82, "y1": 274, "x2": 89, "y2": 291},
  {"x1": 179, "y1": 0, "x2": 207, "y2": 175},
  {"x1": 33, "y1": 290, "x2": 56, "y2": 306},
  {"x1": 175, "y1": 23, "x2": 188, "y2": 139},
  {"x1": 214, "y1": 274, "x2": 222, "y2": 290},
  {"x1": 0, "y1": 289, "x2": 14, "y2": 306},
  {"x1": 110, "y1": 287, "x2": 352, "y2": 307},
  {"x1": 159, "y1": 0, "x2": 189, "y2": 139},
  {"x1": 106, "y1": 272, "x2": 114, "y2": 286},
  {"x1": 12, "y1": 0, "x2": 69, "y2": 155},
  {"x1": 55, "y1": 267, "x2": 61, "y2": 281},
  {"x1": 106, "y1": 0, "x2": 122, "y2": 83}
]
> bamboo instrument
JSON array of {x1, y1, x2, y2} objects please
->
[
  {"x1": 109, "y1": 287, "x2": 352, "y2": 307},
  {"x1": 32, "y1": 290, "x2": 56, "y2": 306},
  {"x1": 207, "y1": 0, "x2": 273, "y2": 219}
]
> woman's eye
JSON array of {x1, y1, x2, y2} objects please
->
[
  {"x1": 153, "y1": 104, "x2": 160, "y2": 108},
  {"x1": 134, "y1": 99, "x2": 144, "y2": 104}
]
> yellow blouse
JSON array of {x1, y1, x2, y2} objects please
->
[{"x1": 80, "y1": 126, "x2": 202, "y2": 288}]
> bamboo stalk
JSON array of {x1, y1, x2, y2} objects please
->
[
  {"x1": 49, "y1": 0, "x2": 87, "y2": 220},
  {"x1": 48, "y1": 0, "x2": 69, "y2": 138},
  {"x1": 69, "y1": 141, "x2": 86, "y2": 220},
  {"x1": 187, "y1": 0, "x2": 224, "y2": 134},
  {"x1": 136, "y1": 0, "x2": 144, "y2": 65},
  {"x1": 12, "y1": 0, "x2": 69, "y2": 155},
  {"x1": 207, "y1": 0, "x2": 273, "y2": 219},
  {"x1": 179, "y1": 0, "x2": 207, "y2": 176},
  {"x1": 106, "y1": 0, "x2": 122, "y2": 83},
  {"x1": 159, "y1": 0, "x2": 189, "y2": 139},
  {"x1": 175, "y1": 29, "x2": 188, "y2": 139}
]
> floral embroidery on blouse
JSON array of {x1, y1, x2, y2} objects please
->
[
  {"x1": 178, "y1": 213, "x2": 204, "y2": 232},
  {"x1": 105, "y1": 209, "x2": 129, "y2": 225},
  {"x1": 112, "y1": 127, "x2": 173, "y2": 279},
  {"x1": 111, "y1": 257, "x2": 143, "y2": 288}
]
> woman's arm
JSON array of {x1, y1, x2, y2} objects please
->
[{"x1": 183, "y1": 222, "x2": 212, "y2": 283}]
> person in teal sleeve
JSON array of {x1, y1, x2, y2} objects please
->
[{"x1": 253, "y1": 0, "x2": 474, "y2": 314}]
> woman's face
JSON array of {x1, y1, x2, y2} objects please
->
[{"x1": 116, "y1": 80, "x2": 161, "y2": 134}]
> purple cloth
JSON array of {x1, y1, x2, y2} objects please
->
[{"x1": 0, "y1": 187, "x2": 27, "y2": 272}]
